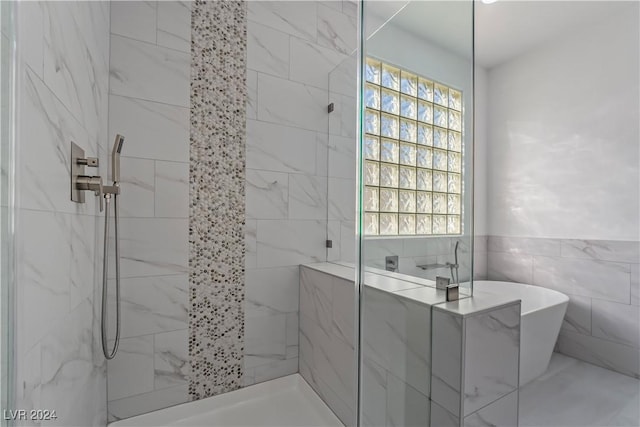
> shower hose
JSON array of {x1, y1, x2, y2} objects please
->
[{"x1": 101, "y1": 193, "x2": 121, "y2": 360}]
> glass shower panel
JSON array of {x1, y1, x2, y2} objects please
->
[
  {"x1": 1, "y1": 1, "x2": 16, "y2": 424},
  {"x1": 361, "y1": 0, "x2": 475, "y2": 295},
  {"x1": 359, "y1": 1, "x2": 474, "y2": 426},
  {"x1": 327, "y1": 53, "x2": 359, "y2": 265}
]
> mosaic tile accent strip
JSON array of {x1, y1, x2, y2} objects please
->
[{"x1": 188, "y1": 0, "x2": 247, "y2": 400}]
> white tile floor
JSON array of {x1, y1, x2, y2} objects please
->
[{"x1": 519, "y1": 353, "x2": 640, "y2": 427}]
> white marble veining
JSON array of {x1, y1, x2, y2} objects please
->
[
  {"x1": 331, "y1": 276, "x2": 355, "y2": 347},
  {"x1": 431, "y1": 309, "x2": 462, "y2": 415},
  {"x1": 361, "y1": 357, "x2": 387, "y2": 427},
  {"x1": 250, "y1": 358, "x2": 299, "y2": 384},
  {"x1": 108, "y1": 94, "x2": 189, "y2": 163},
  {"x1": 43, "y1": 1, "x2": 110, "y2": 146},
  {"x1": 19, "y1": 210, "x2": 72, "y2": 353},
  {"x1": 463, "y1": 304, "x2": 520, "y2": 415},
  {"x1": 533, "y1": 256, "x2": 630, "y2": 303},
  {"x1": 299, "y1": 267, "x2": 357, "y2": 426},
  {"x1": 118, "y1": 156, "x2": 155, "y2": 218},
  {"x1": 21, "y1": 67, "x2": 95, "y2": 214},
  {"x1": 244, "y1": 308, "x2": 287, "y2": 369},
  {"x1": 110, "y1": 34, "x2": 190, "y2": 107},
  {"x1": 40, "y1": 299, "x2": 106, "y2": 427},
  {"x1": 246, "y1": 120, "x2": 317, "y2": 175},
  {"x1": 342, "y1": 0, "x2": 358, "y2": 18},
  {"x1": 328, "y1": 177, "x2": 356, "y2": 221},
  {"x1": 108, "y1": 384, "x2": 189, "y2": 422},
  {"x1": 15, "y1": 342, "x2": 42, "y2": 424},
  {"x1": 464, "y1": 390, "x2": 518, "y2": 427},
  {"x1": 156, "y1": 1, "x2": 191, "y2": 52},
  {"x1": 116, "y1": 275, "x2": 188, "y2": 339},
  {"x1": 561, "y1": 239, "x2": 640, "y2": 264},
  {"x1": 110, "y1": 1, "x2": 157, "y2": 45},
  {"x1": 301, "y1": 267, "x2": 334, "y2": 336},
  {"x1": 556, "y1": 329, "x2": 639, "y2": 378},
  {"x1": 70, "y1": 214, "x2": 97, "y2": 310},
  {"x1": 386, "y1": 373, "x2": 430, "y2": 427},
  {"x1": 107, "y1": 335, "x2": 155, "y2": 401},
  {"x1": 245, "y1": 220, "x2": 257, "y2": 270},
  {"x1": 256, "y1": 73, "x2": 328, "y2": 132},
  {"x1": 256, "y1": 220, "x2": 325, "y2": 267},
  {"x1": 328, "y1": 53, "x2": 357, "y2": 98},
  {"x1": 488, "y1": 236, "x2": 639, "y2": 379},
  {"x1": 288, "y1": 174, "x2": 328, "y2": 220},
  {"x1": 519, "y1": 353, "x2": 639, "y2": 426},
  {"x1": 116, "y1": 218, "x2": 188, "y2": 278},
  {"x1": 488, "y1": 236, "x2": 561, "y2": 257},
  {"x1": 106, "y1": 3, "x2": 193, "y2": 411},
  {"x1": 290, "y1": 37, "x2": 347, "y2": 90},
  {"x1": 248, "y1": 1, "x2": 317, "y2": 43},
  {"x1": 317, "y1": 3, "x2": 357, "y2": 55},
  {"x1": 155, "y1": 161, "x2": 189, "y2": 219},
  {"x1": 246, "y1": 69, "x2": 258, "y2": 120},
  {"x1": 247, "y1": 20, "x2": 290, "y2": 78},
  {"x1": 488, "y1": 252, "x2": 533, "y2": 284},
  {"x1": 561, "y1": 294, "x2": 591, "y2": 335},
  {"x1": 339, "y1": 221, "x2": 356, "y2": 263},
  {"x1": 328, "y1": 135, "x2": 356, "y2": 180},
  {"x1": 154, "y1": 329, "x2": 190, "y2": 390},
  {"x1": 632, "y1": 264, "x2": 639, "y2": 306},
  {"x1": 386, "y1": 295, "x2": 431, "y2": 396},
  {"x1": 591, "y1": 299, "x2": 640, "y2": 348},
  {"x1": 246, "y1": 169, "x2": 289, "y2": 220},
  {"x1": 247, "y1": 266, "x2": 300, "y2": 315},
  {"x1": 18, "y1": 1, "x2": 44, "y2": 79},
  {"x1": 15, "y1": 2, "x2": 110, "y2": 425},
  {"x1": 430, "y1": 401, "x2": 459, "y2": 427}
]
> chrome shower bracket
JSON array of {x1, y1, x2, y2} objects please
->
[{"x1": 71, "y1": 141, "x2": 102, "y2": 207}]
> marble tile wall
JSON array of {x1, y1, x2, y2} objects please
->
[
  {"x1": 431, "y1": 302, "x2": 521, "y2": 427},
  {"x1": 362, "y1": 235, "x2": 488, "y2": 284},
  {"x1": 244, "y1": 0, "x2": 357, "y2": 385},
  {"x1": 14, "y1": 1, "x2": 110, "y2": 426},
  {"x1": 360, "y1": 286, "x2": 432, "y2": 427},
  {"x1": 299, "y1": 266, "x2": 357, "y2": 426},
  {"x1": 300, "y1": 265, "x2": 434, "y2": 427},
  {"x1": 487, "y1": 236, "x2": 640, "y2": 378},
  {"x1": 106, "y1": 1, "x2": 191, "y2": 421},
  {"x1": 484, "y1": 8, "x2": 639, "y2": 381}
]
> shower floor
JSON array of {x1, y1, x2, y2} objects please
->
[{"x1": 109, "y1": 374, "x2": 343, "y2": 427}]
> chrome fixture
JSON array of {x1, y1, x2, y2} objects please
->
[
  {"x1": 417, "y1": 263, "x2": 448, "y2": 270},
  {"x1": 70, "y1": 135, "x2": 125, "y2": 359},
  {"x1": 436, "y1": 276, "x2": 450, "y2": 290},
  {"x1": 447, "y1": 241, "x2": 461, "y2": 285},
  {"x1": 446, "y1": 284, "x2": 460, "y2": 301},
  {"x1": 385, "y1": 255, "x2": 398, "y2": 272}
]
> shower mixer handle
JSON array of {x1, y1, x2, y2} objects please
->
[{"x1": 76, "y1": 175, "x2": 104, "y2": 211}]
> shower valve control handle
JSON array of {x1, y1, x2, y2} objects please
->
[{"x1": 76, "y1": 175, "x2": 104, "y2": 212}]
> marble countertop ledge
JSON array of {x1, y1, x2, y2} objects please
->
[
  {"x1": 433, "y1": 291, "x2": 521, "y2": 318},
  {"x1": 301, "y1": 262, "x2": 522, "y2": 317}
]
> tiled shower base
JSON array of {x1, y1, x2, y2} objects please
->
[{"x1": 109, "y1": 374, "x2": 342, "y2": 427}]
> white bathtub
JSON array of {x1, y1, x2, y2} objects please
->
[{"x1": 474, "y1": 280, "x2": 569, "y2": 386}]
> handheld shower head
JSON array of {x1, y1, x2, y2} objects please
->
[{"x1": 111, "y1": 134, "x2": 125, "y2": 183}]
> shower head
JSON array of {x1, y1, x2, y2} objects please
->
[{"x1": 112, "y1": 134, "x2": 125, "y2": 183}]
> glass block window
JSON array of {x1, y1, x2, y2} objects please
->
[{"x1": 364, "y1": 58, "x2": 463, "y2": 236}]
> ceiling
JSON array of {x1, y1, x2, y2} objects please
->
[{"x1": 367, "y1": 1, "x2": 637, "y2": 69}]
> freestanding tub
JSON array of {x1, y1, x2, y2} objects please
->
[{"x1": 474, "y1": 280, "x2": 570, "y2": 386}]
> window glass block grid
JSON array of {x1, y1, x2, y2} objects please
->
[{"x1": 364, "y1": 57, "x2": 463, "y2": 236}]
